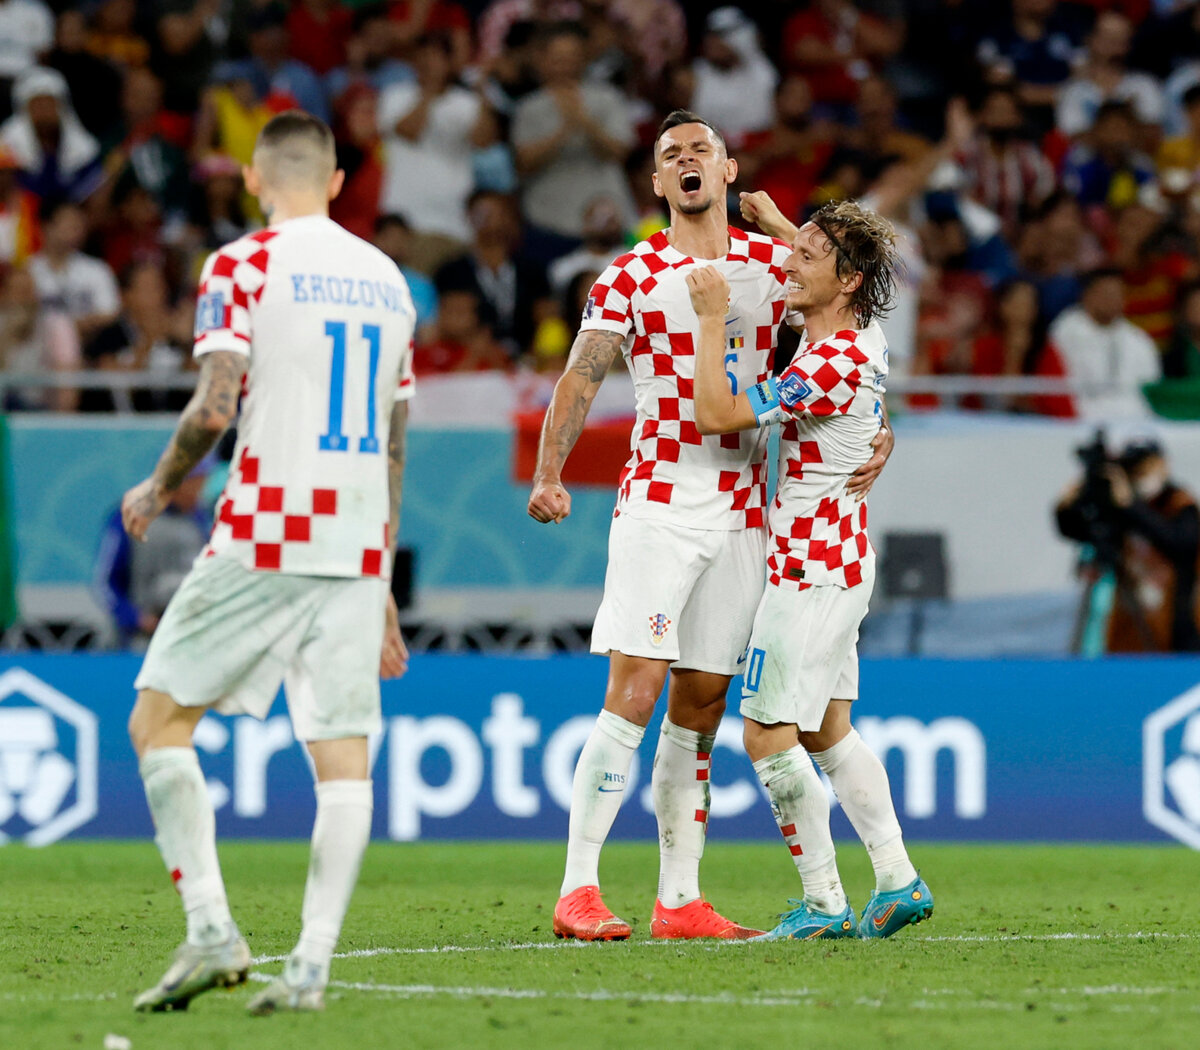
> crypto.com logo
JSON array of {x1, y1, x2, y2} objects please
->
[
  {"x1": 1144, "y1": 684, "x2": 1200, "y2": 850},
  {"x1": 0, "y1": 668, "x2": 98, "y2": 846}
]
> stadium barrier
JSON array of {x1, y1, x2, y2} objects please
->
[{"x1": 1, "y1": 653, "x2": 1199, "y2": 848}]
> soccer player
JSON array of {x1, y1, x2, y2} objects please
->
[
  {"x1": 528, "y1": 110, "x2": 892, "y2": 941},
  {"x1": 122, "y1": 111, "x2": 414, "y2": 1012},
  {"x1": 686, "y1": 197, "x2": 933, "y2": 940}
]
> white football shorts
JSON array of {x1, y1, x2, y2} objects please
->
[
  {"x1": 135, "y1": 551, "x2": 388, "y2": 740},
  {"x1": 590, "y1": 513, "x2": 766, "y2": 675},
  {"x1": 739, "y1": 556, "x2": 875, "y2": 731}
]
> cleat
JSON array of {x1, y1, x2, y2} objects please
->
[
  {"x1": 857, "y1": 875, "x2": 934, "y2": 939},
  {"x1": 651, "y1": 898, "x2": 763, "y2": 940},
  {"x1": 552, "y1": 885, "x2": 632, "y2": 941},
  {"x1": 753, "y1": 899, "x2": 856, "y2": 941},
  {"x1": 133, "y1": 928, "x2": 251, "y2": 1012},
  {"x1": 247, "y1": 956, "x2": 326, "y2": 1016}
]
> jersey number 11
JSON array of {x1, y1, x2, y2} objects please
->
[{"x1": 319, "y1": 320, "x2": 381, "y2": 454}]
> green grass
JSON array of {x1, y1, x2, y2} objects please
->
[{"x1": 2, "y1": 841, "x2": 1198, "y2": 1050}]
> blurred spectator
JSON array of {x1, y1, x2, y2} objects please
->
[
  {"x1": 28, "y1": 199, "x2": 118, "y2": 343},
  {"x1": 1056, "y1": 10, "x2": 1163, "y2": 138},
  {"x1": 287, "y1": 0, "x2": 354, "y2": 77},
  {"x1": 1156, "y1": 81, "x2": 1200, "y2": 180},
  {"x1": 152, "y1": 0, "x2": 226, "y2": 116},
  {"x1": 0, "y1": 0, "x2": 54, "y2": 121},
  {"x1": 378, "y1": 32, "x2": 492, "y2": 267},
  {"x1": 193, "y1": 69, "x2": 277, "y2": 169},
  {"x1": 325, "y1": 4, "x2": 416, "y2": 101},
  {"x1": 1110, "y1": 200, "x2": 1197, "y2": 349},
  {"x1": 0, "y1": 264, "x2": 79, "y2": 411},
  {"x1": 1061, "y1": 100, "x2": 1156, "y2": 206},
  {"x1": 846, "y1": 75, "x2": 931, "y2": 169},
  {"x1": 95, "y1": 459, "x2": 211, "y2": 644},
  {"x1": 604, "y1": 0, "x2": 688, "y2": 89},
  {"x1": 1044, "y1": 268, "x2": 1160, "y2": 419},
  {"x1": 46, "y1": 7, "x2": 123, "y2": 141},
  {"x1": 511, "y1": 21, "x2": 634, "y2": 245},
  {"x1": 435, "y1": 189, "x2": 554, "y2": 358},
  {"x1": 625, "y1": 146, "x2": 668, "y2": 243},
  {"x1": 476, "y1": 0, "x2": 582, "y2": 65},
  {"x1": 955, "y1": 84, "x2": 1056, "y2": 239},
  {"x1": 548, "y1": 195, "x2": 624, "y2": 298},
  {"x1": 0, "y1": 66, "x2": 102, "y2": 202},
  {"x1": 781, "y1": 0, "x2": 903, "y2": 112},
  {"x1": 415, "y1": 288, "x2": 509, "y2": 373},
  {"x1": 1164, "y1": 279, "x2": 1200, "y2": 378},
  {"x1": 690, "y1": 6, "x2": 777, "y2": 148},
  {"x1": 185, "y1": 153, "x2": 250, "y2": 257},
  {"x1": 101, "y1": 185, "x2": 167, "y2": 278},
  {"x1": 373, "y1": 212, "x2": 438, "y2": 342},
  {"x1": 86, "y1": 0, "x2": 150, "y2": 72},
  {"x1": 976, "y1": 0, "x2": 1084, "y2": 122},
  {"x1": 0, "y1": 144, "x2": 40, "y2": 272},
  {"x1": 1017, "y1": 189, "x2": 1105, "y2": 320},
  {"x1": 389, "y1": 0, "x2": 473, "y2": 74},
  {"x1": 83, "y1": 260, "x2": 189, "y2": 413},
  {"x1": 330, "y1": 84, "x2": 384, "y2": 241}
]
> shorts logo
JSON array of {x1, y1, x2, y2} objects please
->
[
  {"x1": 195, "y1": 291, "x2": 226, "y2": 335},
  {"x1": 777, "y1": 372, "x2": 813, "y2": 408},
  {"x1": 648, "y1": 613, "x2": 672, "y2": 646}
]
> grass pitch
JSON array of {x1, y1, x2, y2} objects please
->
[{"x1": 2, "y1": 841, "x2": 1197, "y2": 1050}]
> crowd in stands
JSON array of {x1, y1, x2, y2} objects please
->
[{"x1": 3, "y1": 0, "x2": 1200, "y2": 420}]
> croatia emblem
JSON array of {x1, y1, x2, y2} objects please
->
[{"x1": 648, "y1": 612, "x2": 672, "y2": 646}]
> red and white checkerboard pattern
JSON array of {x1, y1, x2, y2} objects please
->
[
  {"x1": 582, "y1": 228, "x2": 792, "y2": 530},
  {"x1": 194, "y1": 229, "x2": 279, "y2": 356},
  {"x1": 767, "y1": 321, "x2": 889, "y2": 591}
]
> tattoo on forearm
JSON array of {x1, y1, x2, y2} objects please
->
[
  {"x1": 387, "y1": 400, "x2": 408, "y2": 542},
  {"x1": 536, "y1": 330, "x2": 622, "y2": 478},
  {"x1": 153, "y1": 351, "x2": 245, "y2": 492}
]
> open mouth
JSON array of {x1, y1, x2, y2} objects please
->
[{"x1": 680, "y1": 170, "x2": 702, "y2": 193}]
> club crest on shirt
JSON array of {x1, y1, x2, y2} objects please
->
[
  {"x1": 648, "y1": 612, "x2": 672, "y2": 646},
  {"x1": 195, "y1": 291, "x2": 226, "y2": 335},
  {"x1": 777, "y1": 372, "x2": 813, "y2": 408}
]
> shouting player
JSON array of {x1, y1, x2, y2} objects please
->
[
  {"x1": 686, "y1": 198, "x2": 933, "y2": 940},
  {"x1": 123, "y1": 111, "x2": 414, "y2": 1012},
  {"x1": 528, "y1": 110, "x2": 891, "y2": 941}
]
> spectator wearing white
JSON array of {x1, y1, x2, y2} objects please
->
[
  {"x1": 1056, "y1": 11, "x2": 1164, "y2": 138},
  {"x1": 378, "y1": 32, "x2": 492, "y2": 270},
  {"x1": 0, "y1": 0, "x2": 54, "y2": 119},
  {"x1": 28, "y1": 199, "x2": 119, "y2": 343},
  {"x1": 1048, "y1": 269, "x2": 1160, "y2": 420},
  {"x1": 0, "y1": 264, "x2": 79, "y2": 411},
  {"x1": 0, "y1": 65, "x2": 101, "y2": 202},
  {"x1": 690, "y1": 6, "x2": 777, "y2": 151},
  {"x1": 510, "y1": 21, "x2": 635, "y2": 242},
  {"x1": 548, "y1": 195, "x2": 626, "y2": 298}
]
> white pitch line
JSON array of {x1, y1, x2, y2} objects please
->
[{"x1": 251, "y1": 929, "x2": 1198, "y2": 965}]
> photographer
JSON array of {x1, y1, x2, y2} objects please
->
[{"x1": 1057, "y1": 435, "x2": 1200, "y2": 653}]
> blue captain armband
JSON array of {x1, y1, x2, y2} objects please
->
[{"x1": 747, "y1": 376, "x2": 785, "y2": 426}]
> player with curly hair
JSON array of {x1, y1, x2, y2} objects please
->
[{"x1": 687, "y1": 194, "x2": 933, "y2": 941}]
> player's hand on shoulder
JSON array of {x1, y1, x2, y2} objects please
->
[
  {"x1": 528, "y1": 477, "x2": 571, "y2": 523},
  {"x1": 846, "y1": 424, "x2": 894, "y2": 501},
  {"x1": 686, "y1": 266, "x2": 729, "y2": 318},
  {"x1": 380, "y1": 594, "x2": 409, "y2": 680},
  {"x1": 121, "y1": 477, "x2": 170, "y2": 541}
]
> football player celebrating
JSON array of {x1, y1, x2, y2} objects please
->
[{"x1": 686, "y1": 196, "x2": 933, "y2": 940}]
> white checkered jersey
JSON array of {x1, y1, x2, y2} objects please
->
[
  {"x1": 768, "y1": 320, "x2": 888, "y2": 591},
  {"x1": 193, "y1": 214, "x2": 416, "y2": 579},
  {"x1": 580, "y1": 227, "x2": 793, "y2": 531}
]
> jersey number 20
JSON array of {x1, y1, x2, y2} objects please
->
[{"x1": 320, "y1": 320, "x2": 381, "y2": 454}]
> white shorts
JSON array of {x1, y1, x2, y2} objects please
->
[
  {"x1": 739, "y1": 557, "x2": 875, "y2": 731},
  {"x1": 135, "y1": 552, "x2": 388, "y2": 741},
  {"x1": 590, "y1": 513, "x2": 766, "y2": 675}
]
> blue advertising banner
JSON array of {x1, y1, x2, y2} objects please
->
[{"x1": 1, "y1": 654, "x2": 1199, "y2": 847}]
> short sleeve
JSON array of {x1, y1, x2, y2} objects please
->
[
  {"x1": 776, "y1": 336, "x2": 868, "y2": 418},
  {"x1": 577, "y1": 256, "x2": 636, "y2": 338},
  {"x1": 193, "y1": 241, "x2": 268, "y2": 358}
]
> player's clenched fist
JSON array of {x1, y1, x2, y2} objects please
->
[
  {"x1": 686, "y1": 266, "x2": 730, "y2": 318},
  {"x1": 739, "y1": 190, "x2": 787, "y2": 234},
  {"x1": 528, "y1": 478, "x2": 572, "y2": 523}
]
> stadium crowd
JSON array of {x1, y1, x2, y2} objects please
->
[{"x1": 2, "y1": 0, "x2": 1200, "y2": 417}]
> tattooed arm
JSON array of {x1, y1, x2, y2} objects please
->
[
  {"x1": 380, "y1": 397, "x2": 411, "y2": 680},
  {"x1": 121, "y1": 350, "x2": 246, "y2": 541},
  {"x1": 527, "y1": 329, "x2": 624, "y2": 523}
]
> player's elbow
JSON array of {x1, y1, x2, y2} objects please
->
[{"x1": 694, "y1": 404, "x2": 731, "y2": 435}]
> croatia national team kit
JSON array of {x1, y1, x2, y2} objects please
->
[{"x1": 136, "y1": 215, "x2": 417, "y2": 739}]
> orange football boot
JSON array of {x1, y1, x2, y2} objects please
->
[
  {"x1": 553, "y1": 886, "x2": 632, "y2": 941},
  {"x1": 650, "y1": 898, "x2": 764, "y2": 939}
]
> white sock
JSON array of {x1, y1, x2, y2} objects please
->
[
  {"x1": 139, "y1": 746, "x2": 233, "y2": 946},
  {"x1": 753, "y1": 746, "x2": 846, "y2": 915},
  {"x1": 293, "y1": 779, "x2": 373, "y2": 975},
  {"x1": 560, "y1": 710, "x2": 644, "y2": 897},
  {"x1": 812, "y1": 729, "x2": 917, "y2": 892},
  {"x1": 652, "y1": 719, "x2": 715, "y2": 908}
]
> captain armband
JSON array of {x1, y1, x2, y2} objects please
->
[{"x1": 747, "y1": 377, "x2": 785, "y2": 426}]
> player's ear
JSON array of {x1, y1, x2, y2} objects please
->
[
  {"x1": 842, "y1": 270, "x2": 863, "y2": 296},
  {"x1": 327, "y1": 168, "x2": 346, "y2": 203},
  {"x1": 724, "y1": 156, "x2": 738, "y2": 185},
  {"x1": 242, "y1": 164, "x2": 261, "y2": 198},
  {"x1": 651, "y1": 170, "x2": 664, "y2": 200}
]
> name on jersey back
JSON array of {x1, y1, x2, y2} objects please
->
[{"x1": 289, "y1": 274, "x2": 411, "y2": 312}]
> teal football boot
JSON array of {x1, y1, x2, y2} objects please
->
[
  {"x1": 753, "y1": 899, "x2": 857, "y2": 941},
  {"x1": 857, "y1": 876, "x2": 934, "y2": 939}
]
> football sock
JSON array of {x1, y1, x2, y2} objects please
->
[
  {"x1": 811, "y1": 729, "x2": 918, "y2": 892},
  {"x1": 139, "y1": 746, "x2": 233, "y2": 947},
  {"x1": 652, "y1": 718, "x2": 716, "y2": 908},
  {"x1": 560, "y1": 709, "x2": 644, "y2": 897},
  {"x1": 753, "y1": 745, "x2": 846, "y2": 915},
  {"x1": 293, "y1": 779, "x2": 373, "y2": 975}
]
